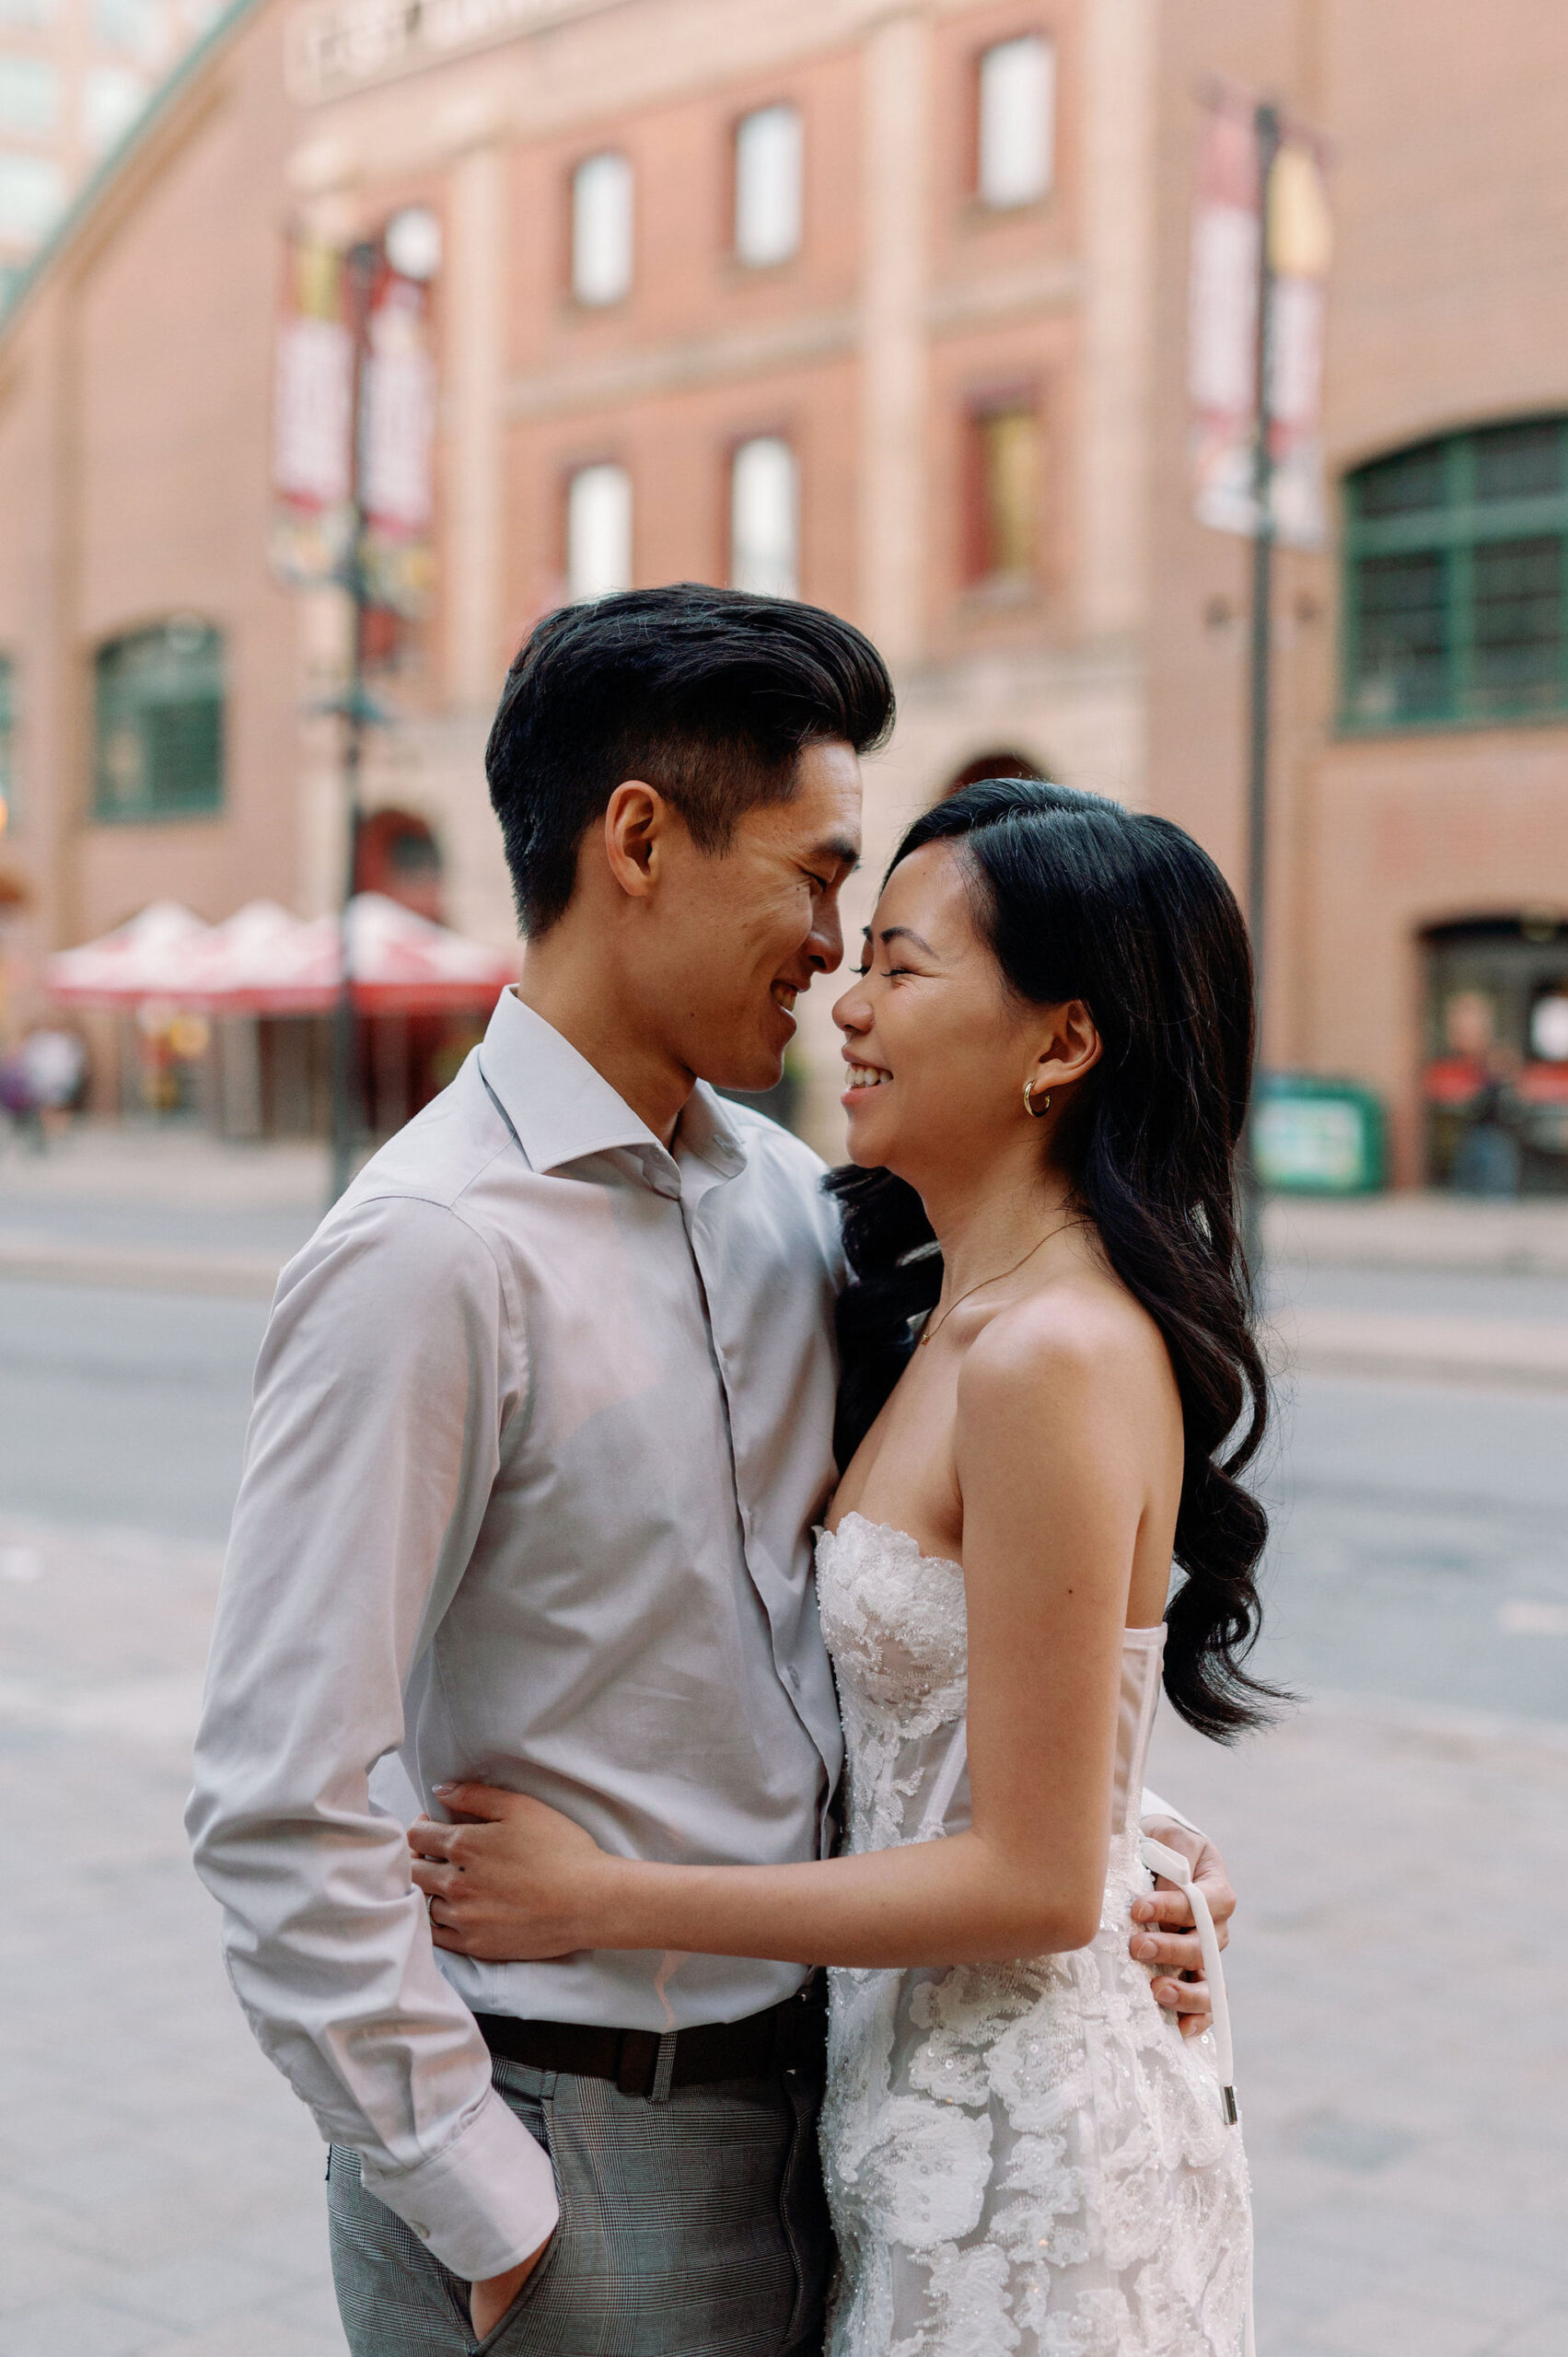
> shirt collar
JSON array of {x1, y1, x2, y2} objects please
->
[{"x1": 477, "y1": 989, "x2": 748, "y2": 1188}]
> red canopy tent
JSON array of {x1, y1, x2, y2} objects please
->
[{"x1": 49, "y1": 894, "x2": 516, "y2": 1016}]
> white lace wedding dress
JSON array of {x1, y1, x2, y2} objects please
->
[{"x1": 815, "y1": 1512, "x2": 1252, "y2": 2357}]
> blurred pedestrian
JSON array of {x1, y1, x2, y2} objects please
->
[
  {"x1": 0, "y1": 1043, "x2": 42, "y2": 1150},
  {"x1": 18, "y1": 1025, "x2": 87, "y2": 1143}
]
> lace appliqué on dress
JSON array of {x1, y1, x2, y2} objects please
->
[{"x1": 815, "y1": 1515, "x2": 1251, "y2": 2357}]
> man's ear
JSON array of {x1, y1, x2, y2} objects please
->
[{"x1": 601, "y1": 782, "x2": 669, "y2": 904}]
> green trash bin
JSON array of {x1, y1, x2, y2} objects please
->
[{"x1": 1251, "y1": 1074, "x2": 1387, "y2": 1195}]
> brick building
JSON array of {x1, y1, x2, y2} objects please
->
[{"x1": 2, "y1": 0, "x2": 1567, "y2": 1178}]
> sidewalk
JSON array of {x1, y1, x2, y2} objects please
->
[{"x1": 2, "y1": 1515, "x2": 1562, "y2": 2357}]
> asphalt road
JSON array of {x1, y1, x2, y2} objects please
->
[{"x1": 1, "y1": 1269, "x2": 1565, "y2": 1723}]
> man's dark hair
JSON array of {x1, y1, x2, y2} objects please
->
[{"x1": 485, "y1": 585, "x2": 895, "y2": 935}]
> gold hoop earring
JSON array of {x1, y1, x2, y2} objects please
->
[{"x1": 1024, "y1": 1078, "x2": 1051, "y2": 1120}]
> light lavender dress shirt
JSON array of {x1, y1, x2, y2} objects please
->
[
  {"x1": 187, "y1": 987, "x2": 1193, "y2": 2282},
  {"x1": 187, "y1": 992, "x2": 845, "y2": 2278}
]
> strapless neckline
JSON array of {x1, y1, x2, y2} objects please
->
[
  {"x1": 823, "y1": 1509, "x2": 964, "y2": 1584},
  {"x1": 823, "y1": 1510, "x2": 1167, "y2": 1645}
]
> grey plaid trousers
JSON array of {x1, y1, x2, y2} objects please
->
[{"x1": 327, "y1": 2046, "x2": 832, "y2": 2356}]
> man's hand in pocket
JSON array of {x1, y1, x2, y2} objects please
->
[{"x1": 470, "y1": 2235, "x2": 552, "y2": 2340}]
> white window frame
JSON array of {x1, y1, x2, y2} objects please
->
[
  {"x1": 730, "y1": 435, "x2": 799, "y2": 599},
  {"x1": 734, "y1": 102, "x2": 803, "y2": 269},
  {"x1": 566, "y1": 462, "x2": 633, "y2": 601},
  {"x1": 571, "y1": 150, "x2": 633, "y2": 307},
  {"x1": 976, "y1": 32, "x2": 1055, "y2": 211}
]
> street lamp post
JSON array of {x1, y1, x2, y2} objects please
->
[
  {"x1": 1240, "y1": 101, "x2": 1281, "y2": 1282},
  {"x1": 327, "y1": 238, "x2": 380, "y2": 1209}
]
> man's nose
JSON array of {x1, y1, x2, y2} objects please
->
[{"x1": 807, "y1": 899, "x2": 845, "y2": 975}]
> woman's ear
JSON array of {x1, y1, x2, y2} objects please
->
[{"x1": 1032, "y1": 999, "x2": 1103, "y2": 1091}]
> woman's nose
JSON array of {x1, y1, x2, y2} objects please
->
[{"x1": 832, "y1": 981, "x2": 870, "y2": 1035}]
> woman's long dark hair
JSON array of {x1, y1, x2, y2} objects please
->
[{"x1": 829, "y1": 777, "x2": 1278, "y2": 1740}]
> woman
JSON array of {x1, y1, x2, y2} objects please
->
[{"x1": 413, "y1": 779, "x2": 1272, "y2": 2354}]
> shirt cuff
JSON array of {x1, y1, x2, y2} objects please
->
[
  {"x1": 1139, "y1": 1784, "x2": 1202, "y2": 1839},
  {"x1": 357, "y1": 2084, "x2": 561, "y2": 2282}
]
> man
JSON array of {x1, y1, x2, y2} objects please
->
[{"x1": 189, "y1": 587, "x2": 1235, "y2": 2355}]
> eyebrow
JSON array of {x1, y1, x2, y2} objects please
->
[
  {"x1": 864, "y1": 923, "x2": 940, "y2": 956},
  {"x1": 815, "y1": 837, "x2": 861, "y2": 871}
]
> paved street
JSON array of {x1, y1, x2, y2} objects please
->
[{"x1": 1, "y1": 1139, "x2": 1564, "y2": 2354}]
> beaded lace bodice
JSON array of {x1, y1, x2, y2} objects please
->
[{"x1": 814, "y1": 1512, "x2": 1251, "y2": 2357}]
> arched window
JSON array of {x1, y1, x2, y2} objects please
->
[
  {"x1": 975, "y1": 34, "x2": 1055, "y2": 210},
  {"x1": 943, "y1": 749, "x2": 1047, "y2": 797},
  {"x1": 1343, "y1": 417, "x2": 1568, "y2": 729},
  {"x1": 93, "y1": 619, "x2": 224, "y2": 821},
  {"x1": 355, "y1": 807, "x2": 443, "y2": 923},
  {"x1": 730, "y1": 435, "x2": 798, "y2": 598},
  {"x1": 571, "y1": 152, "x2": 633, "y2": 306},
  {"x1": 565, "y1": 462, "x2": 633, "y2": 600},
  {"x1": 734, "y1": 104, "x2": 803, "y2": 267}
]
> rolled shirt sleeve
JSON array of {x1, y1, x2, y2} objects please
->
[{"x1": 185, "y1": 1191, "x2": 559, "y2": 2281}]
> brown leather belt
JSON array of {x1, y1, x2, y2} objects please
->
[{"x1": 475, "y1": 1980, "x2": 825, "y2": 2099}]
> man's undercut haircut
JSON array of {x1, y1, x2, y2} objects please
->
[{"x1": 485, "y1": 585, "x2": 896, "y2": 935}]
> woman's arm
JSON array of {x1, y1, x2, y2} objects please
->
[{"x1": 412, "y1": 1307, "x2": 1144, "y2": 1970}]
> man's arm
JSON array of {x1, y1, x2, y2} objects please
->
[{"x1": 185, "y1": 1193, "x2": 557, "y2": 2282}]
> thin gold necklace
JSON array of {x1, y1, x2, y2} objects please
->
[{"x1": 918, "y1": 1217, "x2": 1080, "y2": 1346}]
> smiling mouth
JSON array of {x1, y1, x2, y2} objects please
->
[
  {"x1": 771, "y1": 983, "x2": 798, "y2": 1014},
  {"x1": 843, "y1": 1063, "x2": 891, "y2": 1091}
]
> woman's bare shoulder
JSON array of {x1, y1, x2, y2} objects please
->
[{"x1": 958, "y1": 1264, "x2": 1170, "y2": 1421}]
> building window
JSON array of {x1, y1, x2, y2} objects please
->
[
  {"x1": 966, "y1": 396, "x2": 1041, "y2": 586},
  {"x1": 976, "y1": 33, "x2": 1054, "y2": 210},
  {"x1": 0, "y1": 57, "x2": 59, "y2": 137},
  {"x1": 82, "y1": 66, "x2": 145, "y2": 153},
  {"x1": 1343, "y1": 418, "x2": 1568, "y2": 728},
  {"x1": 92, "y1": 619, "x2": 225, "y2": 821},
  {"x1": 92, "y1": 0, "x2": 159, "y2": 58},
  {"x1": 571, "y1": 151, "x2": 633, "y2": 307},
  {"x1": 0, "y1": 652, "x2": 15, "y2": 829},
  {"x1": 565, "y1": 462, "x2": 633, "y2": 600},
  {"x1": 0, "y1": 151, "x2": 64, "y2": 243},
  {"x1": 734, "y1": 103, "x2": 802, "y2": 268},
  {"x1": 730, "y1": 435, "x2": 798, "y2": 598}
]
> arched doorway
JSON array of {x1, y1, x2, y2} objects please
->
[
  {"x1": 355, "y1": 808, "x2": 444, "y2": 923},
  {"x1": 941, "y1": 749, "x2": 1049, "y2": 796}
]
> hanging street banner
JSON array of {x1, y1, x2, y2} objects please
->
[
  {"x1": 270, "y1": 232, "x2": 436, "y2": 614},
  {"x1": 270, "y1": 232, "x2": 355, "y2": 586},
  {"x1": 1188, "y1": 91, "x2": 1331, "y2": 549},
  {"x1": 357, "y1": 255, "x2": 437, "y2": 616}
]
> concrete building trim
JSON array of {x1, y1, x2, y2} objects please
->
[{"x1": 503, "y1": 306, "x2": 861, "y2": 420}]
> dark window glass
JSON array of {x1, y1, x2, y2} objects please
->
[
  {"x1": 93, "y1": 621, "x2": 224, "y2": 820},
  {"x1": 1355, "y1": 442, "x2": 1446, "y2": 518},
  {"x1": 1471, "y1": 537, "x2": 1562, "y2": 710},
  {"x1": 1474, "y1": 420, "x2": 1562, "y2": 504},
  {"x1": 1344, "y1": 419, "x2": 1568, "y2": 728},
  {"x1": 1353, "y1": 552, "x2": 1447, "y2": 721}
]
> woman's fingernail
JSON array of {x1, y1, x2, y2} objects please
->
[{"x1": 434, "y1": 1782, "x2": 457, "y2": 1794}]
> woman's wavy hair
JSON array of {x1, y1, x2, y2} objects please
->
[{"x1": 828, "y1": 777, "x2": 1279, "y2": 1740}]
